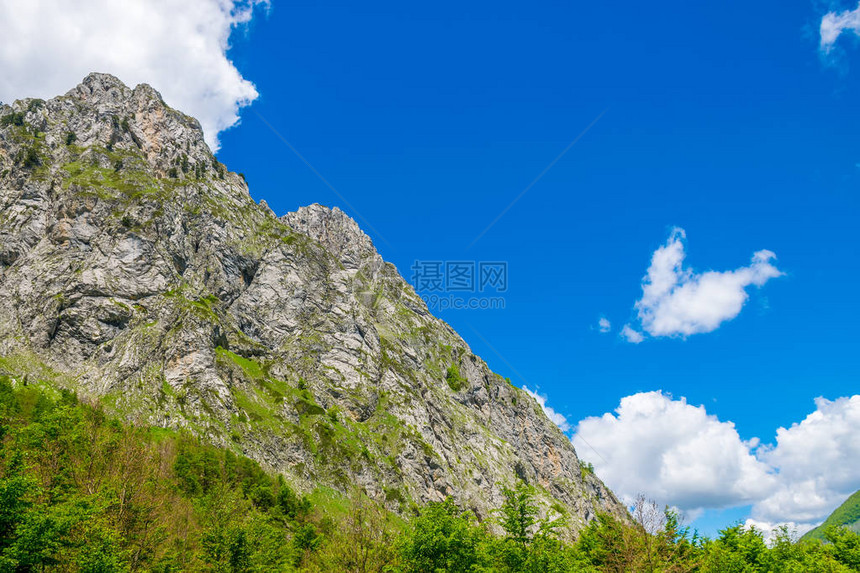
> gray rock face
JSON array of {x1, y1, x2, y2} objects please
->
[{"x1": 0, "y1": 73, "x2": 627, "y2": 533}]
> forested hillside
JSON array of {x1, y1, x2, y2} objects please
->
[{"x1": 2, "y1": 376, "x2": 859, "y2": 572}]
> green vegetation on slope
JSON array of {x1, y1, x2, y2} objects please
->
[
  {"x1": 2, "y1": 375, "x2": 860, "y2": 572},
  {"x1": 0, "y1": 374, "x2": 327, "y2": 571},
  {"x1": 804, "y1": 489, "x2": 860, "y2": 542}
]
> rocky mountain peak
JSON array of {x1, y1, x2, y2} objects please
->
[
  {"x1": 69, "y1": 72, "x2": 136, "y2": 106},
  {"x1": 282, "y1": 203, "x2": 380, "y2": 271},
  {"x1": 1, "y1": 73, "x2": 216, "y2": 185},
  {"x1": 0, "y1": 75, "x2": 628, "y2": 535}
]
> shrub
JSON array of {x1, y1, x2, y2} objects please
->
[
  {"x1": 580, "y1": 460, "x2": 595, "y2": 478},
  {"x1": 0, "y1": 112, "x2": 25, "y2": 127},
  {"x1": 446, "y1": 364, "x2": 466, "y2": 392},
  {"x1": 18, "y1": 147, "x2": 41, "y2": 169}
]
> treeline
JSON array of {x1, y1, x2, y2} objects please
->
[{"x1": 1, "y1": 377, "x2": 859, "y2": 572}]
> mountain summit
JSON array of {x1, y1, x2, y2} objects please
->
[{"x1": 0, "y1": 73, "x2": 626, "y2": 531}]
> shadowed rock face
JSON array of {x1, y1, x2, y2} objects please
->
[{"x1": 0, "y1": 73, "x2": 627, "y2": 532}]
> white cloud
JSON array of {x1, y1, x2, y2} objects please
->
[
  {"x1": 598, "y1": 317, "x2": 612, "y2": 333},
  {"x1": 821, "y1": 3, "x2": 860, "y2": 53},
  {"x1": 574, "y1": 392, "x2": 860, "y2": 532},
  {"x1": 743, "y1": 519, "x2": 816, "y2": 543},
  {"x1": 622, "y1": 228, "x2": 782, "y2": 340},
  {"x1": 523, "y1": 386, "x2": 571, "y2": 432},
  {"x1": 574, "y1": 391, "x2": 774, "y2": 514},
  {"x1": 0, "y1": 0, "x2": 267, "y2": 151},
  {"x1": 752, "y1": 396, "x2": 860, "y2": 525},
  {"x1": 620, "y1": 324, "x2": 644, "y2": 344}
]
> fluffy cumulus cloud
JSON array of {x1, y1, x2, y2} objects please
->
[
  {"x1": 574, "y1": 392, "x2": 774, "y2": 514},
  {"x1": 0, "y1": 0, "x2": 267, "y2": 151},
  {"x1": 621, "y1": 228, "x2": 782, "y2": 341},
  {"x1": 523, "y1": 386, "x2": 571, "y2": 432},
  {"x1": 821, "y1": 3, "x2": 860, "y2": 53},
  {"x1": 573, "y1": 392, "x2": 860, "y2": 531},
  {"x1": 752, "y1": 396, "x2": 860, "y2": 527}
]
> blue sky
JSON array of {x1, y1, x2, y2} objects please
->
[
  {"x1": 2, "y1": 0, "x2": 858, "y2": 538},
  {"x1": 214, "y1": 0, "x2": 860, "y2": 535}
]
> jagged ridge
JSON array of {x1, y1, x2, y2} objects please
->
[{"x1": 0, "y1": 73, "x2": 627, "y2": 533}]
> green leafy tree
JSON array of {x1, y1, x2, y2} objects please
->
[
  {"x1": 576, "y1": 513, "x2": 640, "y2": 572},
  {"x1": 492, "y1": 481, "x2": 568, "y2": 571},
  {"x1": 399, "y1": 497, "x2": 485, "y2": 573},
  {"x1": 498, "y1": 482, "x2": 540, "y2": 548},
  {"x1": 825, "y1": 525, "x2": 860, "y2": 570},
  {"x1": 306, "y1": 490, "x2": 398, "y2": 573},
  {"x1": 763, "y1": 526, "x2": 853, "y2": 573},
  {"x1": 0, "y1": 454, "x2": 37, "y2": 563},
  {"x1": 700, "y1": 524, "x2": 768, "y2": 573}
]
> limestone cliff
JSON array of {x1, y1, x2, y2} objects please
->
[{"x1": 0, "y1": 73, "x2": 627, "y2": 532}]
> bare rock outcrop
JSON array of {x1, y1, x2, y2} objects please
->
[{"x1": 0, "y1": 74, "x2": 628, "y2": 534}]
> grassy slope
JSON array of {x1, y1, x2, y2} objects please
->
[{"x1": 803, "y1": 490, "x2": 860, "y2": 542}]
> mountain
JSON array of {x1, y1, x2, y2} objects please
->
[
  {"x1": 803, "y1": 490, "x2": 860, "y2": 542},
  {"x1": 0, "y1": 73, "x2": 626, "y2": 532}
]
